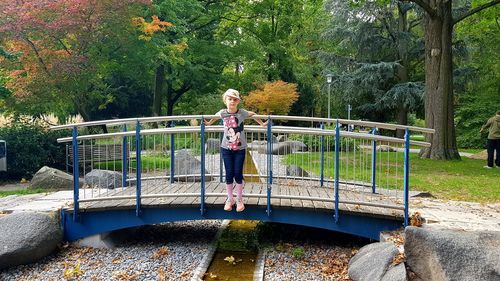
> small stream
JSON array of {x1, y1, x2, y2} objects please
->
[{"x1": 203, "y1": 220, "x2": 259, "y2": 281}]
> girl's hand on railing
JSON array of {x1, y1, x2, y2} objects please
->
[
  {"x1": 204, "y1": 118, "x2": 217, "y2": 126},
  {"x1": 254, "y1": 118, "x2": 268, "y2": 126}
]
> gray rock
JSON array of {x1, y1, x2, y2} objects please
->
[
  {"x1": 0, "y1": 212, "x2": 62, "y2": 270},
  {"x1": 276, "y1": 135, "x2": 287, "y2": 142},
  {"x1": 84, "y1": 169, "x2": 122, "y2": 189},
  {"x1": 30, "y1": 166, "x2": 83, "y2": 190},
  {"x1": 205, "y1": 138, "x2": 220, "y2": 154},
  {"x1": 257, "y1": 141, "x2": 308, "y2": 155},
  {"x1": 348, "y1": 242, "x2": 405, "y2": 281},
  {"x1": 168, "y1": 150, "x2": 213, "y2": 182},
  {"x1": 405, "y1": 226, "x2": 500, "y2": 281},
  {"x1": 286, "y1": 165, "x2": 309, "y2": 177},
  {"x1": 382, "y1": 263, "x2": 407, "y2": 281},
  {"x1": 377, "y1": 145, "x2": 397, "y2": 152}
]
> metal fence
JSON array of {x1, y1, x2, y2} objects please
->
[{"x1": 52, "y1": 115, "x2": 433, "y2": 225}]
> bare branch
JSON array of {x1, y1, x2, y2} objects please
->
[
  {"x1": 406, "y1": 0, "x2": 437, "y2": 17},
  {"x1": 453, "y1": 0, "x2": 500, "y2": 25}
]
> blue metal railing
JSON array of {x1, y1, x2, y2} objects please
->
[{"x1": 61, "y1": 115, "x2": 432, "y2": 225}]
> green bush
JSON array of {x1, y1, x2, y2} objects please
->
[
  {"x1": 291, "y1": 247, "x2": 305, "y2": 259},
  {"x1": 0, "y1": 123, "x2": 67, "y2": 179}
]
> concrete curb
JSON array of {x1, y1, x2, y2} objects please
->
[
  {"x1": 253, "y1": 249, "x2": 266, "y2": 281},
  {"x1": 190, "y1": 219, "x2": 230, "y2": 281}
]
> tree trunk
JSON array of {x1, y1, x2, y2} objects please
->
[
  {"x1": 153, "y1": 64, "x2": 165, "y2": 117},
  {"x1": 396, "y1": 4, "x2": 409, "y2": 139},
  {"x1": 419, "y1": 1, "x2": 460, "y2": 160}
]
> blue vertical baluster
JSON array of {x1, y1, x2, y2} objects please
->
[
  {"x1": 371, "y1": 128, "x2": 378, "y2": 193},
  {"x1": 200, "y1": 117, "x2": 206, "y2": 216},
  {"x1": 334, "y1": 120, "x2": 340, "y2": 223},
  {"x1": 122, "y1": 124, "x2": 128, "y2": 189},
  {"x1": 170, "y1": 121, "x2": 175, "y2": 184},
  {"x1": 135, "y1": 120, "x2": 142, "y2": 216},
  {"x1": 266, "y1": 116, "x2": 272, "y2": 216},
  {"x1": 320, "y1": 123, "x2": 325, "y2": 187},
  {"x1": 403, "y1": 128, "x2": 410, "y2": 227},
  {"x1": 72, "y1": 126, "x2": 79, "y2": 222}
]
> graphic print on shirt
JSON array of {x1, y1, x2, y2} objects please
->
[{"x1": 223, "y1": 115, "x2": 243, "y2": 150}]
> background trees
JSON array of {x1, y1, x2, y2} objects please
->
[{"x1": 0, "y1": 0, "x2": 498, "y2": 159}]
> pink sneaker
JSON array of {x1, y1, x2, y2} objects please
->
[
  {"x1": 236, "y1": 200, "x2": 245, "y2": 212},
  {"x1": 224, "y1": 199, "x2": 235, "y2": 211}
]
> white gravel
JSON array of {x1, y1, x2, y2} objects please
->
[{"x1": 0, "y1": 220, "x2": 223, "y2": 281}]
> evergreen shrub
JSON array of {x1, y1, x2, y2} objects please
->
[{"x1": 0, "y1": 123, "x2": 67, "y2": 179}]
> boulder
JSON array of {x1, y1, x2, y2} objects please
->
[
  {"x1": 168, "y1": 150, "x2": 213, "y2": 182},
  {"x1": 348, "y1": 242, "x2": 406, "y2": 281},
  {"x1": 84, "y1": 169, "x2": 122, "y2": 189},
  {"x1": 377, "y1": 145, "x2": 397, "y2": 152},
  {"x1": 405, "y1": 226, "x2": 500, "y2": 281},
  {"x1": 286, "y1": 165, "x2": 309, "y2": 178},
  {"x1": 257, "y1": 141, "x2": 308, "y2": 155},
  {"x1": 0, "y1": 212, "x2": 63, "y2": 270},
  {"x1": 30, "y1": 166, "x2": 83, "y2": 190},
  {"x1": 205, "y1": 138, "x2": 220, "y2": 154}
]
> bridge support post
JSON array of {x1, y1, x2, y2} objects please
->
[
  {"x1": 403, "y1": 128, "x2": 410, "y2": 227},
  {"x1": 334, "y1": 120, "x2": 340, "y2": 223},
  {"x1": 170, "y1": 121, "x2": 175, "y2": 184},
  {"x1": 135, "y1": 120, "x2": 142, "y2": 217},
  {"x1": 320, "y1": 123, "x2": 325, "y2": 187},
  {"x1": 122, "y1": 124, "x2": 128, "y2": 188},
  {"x1": 200, "y1": 117, "x2": 206, "y2": 216},
  {"x1": 72, "y1": 126, "x2": 79, "y2": 222},
  {"x1": 266, "y1": 116, "x2": 272, "y2": 216},
  {"x1": 371, "y1": 128, "x2": 378, "y2": 193}
]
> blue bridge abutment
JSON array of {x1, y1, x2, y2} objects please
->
[{"x1": 61, "y1": 206, "x2": 403, "y2": 242}]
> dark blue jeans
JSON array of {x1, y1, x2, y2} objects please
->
[{"x1": 221, "y1": 148, "x2": 245, "y2": 184}]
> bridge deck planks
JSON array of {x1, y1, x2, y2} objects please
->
[{"x1": 74, "y1": 180, "x2": 403, "y2": 219}]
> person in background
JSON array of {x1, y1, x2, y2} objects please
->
[{"x1": 480, "y1": 110, "x2": 500, "y2": 168}]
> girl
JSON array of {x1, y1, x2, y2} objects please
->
[{"x1": 205, "y1": 89, "x2": 267, "y2": 212}]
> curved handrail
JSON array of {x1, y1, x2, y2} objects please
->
[
  {"x1": 56, "y1": 124, "x2": 431, "y2": 147},
  {"x1": 50, "y1": 114, "x2": 435, "y2": 134}
]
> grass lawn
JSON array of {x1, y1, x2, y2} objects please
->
[
  {"x1": 95, "y1": 155, "x2": 170, "y2": 171},
  {"x1": 0, "y1": 188, "x2": 48, "y2": 198},
  {"x1": 283, "y1": 152, "x2": 499, "y2": 203}
]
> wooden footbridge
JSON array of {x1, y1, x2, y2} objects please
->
[{"x1": 52, "y1": 115, "x2": 433, "y2": 241}]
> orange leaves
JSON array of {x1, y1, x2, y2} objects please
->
[
  {"x1": 245, "y1": 80, "x2": 299, "y2": 115},
  {"x1": 132, "y1": 16, "x2": 173, "y2": 41}
]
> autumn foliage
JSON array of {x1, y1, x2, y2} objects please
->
[{"x1": 245, "y1": 80, "x2": 299, "y2": 115}]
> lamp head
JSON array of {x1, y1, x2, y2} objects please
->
[{"x1": 326, "y1": 74, "x2": 333, "y2": 84}]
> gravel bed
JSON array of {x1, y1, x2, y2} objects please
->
[
  {"x1": 0, "y1": 220, "x2": 223, "y2": 281},
  {"x1": 264, "y1": 242, "x2": 356, "y2": 281}
]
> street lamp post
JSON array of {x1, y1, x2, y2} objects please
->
[{"x1": 326, "y1": 74, "x2": 333, "y2": 120}]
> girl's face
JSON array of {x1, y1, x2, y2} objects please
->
[{"x1": 225, "y1": 96, "x2": 240, "y2": 109}]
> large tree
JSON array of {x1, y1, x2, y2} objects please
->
[{"x1": 407, "y1": 0, "x2": 500, "y2": 159}]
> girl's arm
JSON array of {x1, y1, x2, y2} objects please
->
[{"x1": 247, "y1": 111, "x2": 268, "y2": 126}]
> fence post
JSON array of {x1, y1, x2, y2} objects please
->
[
  {"x1": 122, "y1": 124, "x2": 128, "y2": 188},
  {"x1": 200, "y1": 116, "x2": 206, "y2": 216},
  {"x1": 170, "y1": 121, "x2": 175, "y2": 184},
  {"x1": 266, "y1": 115, "x2": 272, "y2": 216},
  {"x1": 371, "y1": 128, "x2": 378, "y2": 193},
  {"x1": 334, "y1": 120, "x2": 340, "y2": 223},
  {"x1": 135, "y1": 120, "x2": 142, "y2": 217},
  {"x1": 320, "y1": 122, "x2": 325, "y2": 187},
  {"x1": 72, "y1": 126, "x2": 79, "y2": 222},
  {"x1": 403, "y1": 128, "x2": 410, "y2": 227}
]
